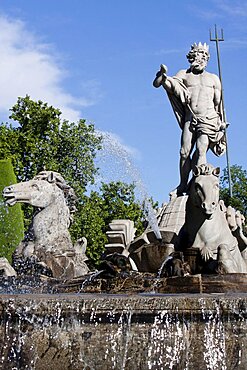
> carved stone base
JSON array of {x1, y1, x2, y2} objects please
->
[
  {"x1": 52, "y1": 273, "x2": 247, "y2": 295},
  {"x1": 0, "y1": 293, "x2": 246, "y2": 369}
]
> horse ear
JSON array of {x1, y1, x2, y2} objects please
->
[
  {"x1": 193, "y1": 166, "x2": 200, "y2": 177},
  {"x1": 47, "y1": 172, "x2": 55, "y2": 183},
  {"x1": 213, "y1": 167, "x2": 220, "y2": 177}
]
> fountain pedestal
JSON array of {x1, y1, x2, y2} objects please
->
[{"x1": 0, "y1": 293, "x2": 246, "y2": 369}]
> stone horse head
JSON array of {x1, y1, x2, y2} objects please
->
[
  {"x1": 190, "y1": 163, "x2": 220, "y2": 219},
  {"x1": 3, "y1": 171, "x2": 77, "y2": 227},
  {"x1": 184, "y1": 164, "x2": 247, "y2": 273},
  {"x1": 3, "y1": 171, "x2": 89, "y2": 279},
  {"x1": 3, "y1": 171, "x2": 78, "y2": 248}
]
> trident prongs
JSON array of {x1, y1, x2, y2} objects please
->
[{"x1": 210, "y1": 24, "x2": 224, "y2": 42}]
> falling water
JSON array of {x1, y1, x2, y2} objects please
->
[
  {"x1": 94, "y1": 131, "x2": 162, "y2": 240},
  {"x1": 199, "y1": 298, "x2": 229, "y2": 370},
  {"x1": 0, "y1": 295, "x2": 245, "y2": 369}
]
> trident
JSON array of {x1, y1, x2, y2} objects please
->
[{"x1": 210, "y1": 25, "x2": 233, "y2": 197}]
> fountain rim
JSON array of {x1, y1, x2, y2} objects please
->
[{"x1": 0, "y1": 292, "x2": 246, "y2": 320}]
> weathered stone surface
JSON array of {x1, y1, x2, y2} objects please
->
[
  {"x1": 180, "y1": 164, "x2": 247, "y2": 273},
  {"x1": 0, "y1": 293, "x2": 246, "y2": 369},
  {"x1": 153, "y1": 42, "x2": 226, "y2": 197},
  {"x1": 128, "y1": 197, "x2": 187, "y2": 261},
  {"x1": 127, "y1": 165, "x2": 247, "y2": 275},
  {"x1": 158, "y1": 195, "x2": 187, "y2": 235},
  {"x1": 202, "y1": 274, "x2": 247, "y2": 293},
  {"x1": 1, "y1": 271, "x2": 246, "y2": 296},
  {"x1": 3, "y1": 171, "x2": 89, "y2": 279},
  {"x1": 129, "y1": 242, "x2": 174, "y2": 272},
  {"x1": 105, "y1": 219, "x2": 136, "y2": 255}
]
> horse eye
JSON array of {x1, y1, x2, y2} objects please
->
[
  {"x1": 32, "y1": 184, "x2": 39, "y2": 190},
  {"x1": 214, "y1": 184, "x2": 219, "y2": 189}
]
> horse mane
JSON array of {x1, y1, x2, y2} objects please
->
[
  {"x1": 193, "y1": 163, "x2": 220, "y2": 177},
  {"x1": 33, "y1": 171, "x2": 78, "y2": 221}
]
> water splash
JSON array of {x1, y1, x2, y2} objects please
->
[
  {"x1": 199, "y1": 299, "x2": 228, "y2": 370},
  {"x1": 0, "y1": 296, "x2": 245, "y2": 369},
  {"x1": 157, "y1": 255, "x2": 173, "y2": 278},
  {"x1": 94, "y1": 131, "x2": 162, "y2": 240},
  {"x1": 78, "y1": 270, "x2": 103, "y2": 292},
  {"x1": 147, "y1": 309, "x2": 190, "y2": 370}
]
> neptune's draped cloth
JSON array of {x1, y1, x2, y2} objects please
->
[{"x1": 166, "y1": 77, "x2": 226, "y2": 156}]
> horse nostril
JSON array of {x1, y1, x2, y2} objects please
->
[{"x1": 202, "y1": 202, "x2": 206, "y2": 209}]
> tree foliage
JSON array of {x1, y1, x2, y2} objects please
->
[
  {"x1": 0, "y1": 159, "x2": 24, "y2": 262},
  {"x1": 99, "y1": 181, "x2": 146, "y2": 235},
  {"x1": 0, "y1": 95, "x2": 102, "y2": 227},
  {"x1": 220, "y1": 165, "x2": 247, "y2": 219},
  {"x1": 70, "y1": 181, "x2": 146, "y2": 266},
  {"x1": 0, "y1": 96, "x2": 147, "y2": 266},
  {"x1": 0, "y1": 96, "x2": 102, "y2": 196}
]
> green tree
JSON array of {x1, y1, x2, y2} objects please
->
[
  {"x1": 100, "y1": 181, "x2": 145, "y2": 235},
  {"x1": 0, "y1": 96, "x2": 102, "y2": 228},
  {"x1": 1, "y1": 95, "x2": 102, "y2": 196},
  {"x1": 70, "y1": 181, "x2": 146, "y2": 266},
  {"x1": 0, "y1": 96, "x2": 149, "y2": 266},
  {"x1": 71, "y1": 191, "x2": 107, "y2": 266},
  {"x1": 220, "y1": 165, "x2": 247, "y2": 219},
  {"x1": 0, "y1": 159, "x2": 24, "y2": 261}
]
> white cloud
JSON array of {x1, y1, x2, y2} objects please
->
[
  {"x1": 0, "y1": 15, "x2": 99, "y2": 122},
  {"x1": 0, "y1": 15, "x2": 141, "y2": 171}
]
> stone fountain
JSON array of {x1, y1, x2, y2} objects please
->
[{"x1": 0, "y1": 41, "x2": 246, "y2": 369}]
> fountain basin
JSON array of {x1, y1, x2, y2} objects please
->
[{"x1": 0, "y1": 293, "x2": 246, "y2": 369}]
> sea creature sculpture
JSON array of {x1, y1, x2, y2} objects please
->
[
  {"x1": 3, "y1": 171, "x2": 89, "y2": 279},
  {"x1": 158, "y1": 252, "x2": 191, "y2": 277},
  {"x1": 181, "y1": 164, "x2": 247, "y2": 273}
]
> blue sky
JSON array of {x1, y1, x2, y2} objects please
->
[{"x1": 0, "y1": 0, "x2": 246, "y2": 204}]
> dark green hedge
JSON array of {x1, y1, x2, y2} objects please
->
[{"x1": 0, "y1": 159, "x2": 24, "y2": 261}]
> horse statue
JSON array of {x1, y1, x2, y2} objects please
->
[
  {"x1": 180, "y1": 164, "x2": 247, "y2": 273},
  {"x1": 3, "y1": 171, "x2": 89, "y2": 279}
]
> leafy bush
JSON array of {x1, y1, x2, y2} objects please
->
[
  {"x1": 0, "y1": 97, "x2": 151, "y2": 266},
  {"x1": 0, "y1": 159, "x2": 24, "y2": 261},
  {"x1": 220, "y1": 165, "x2": 247, "y2": 219}
]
